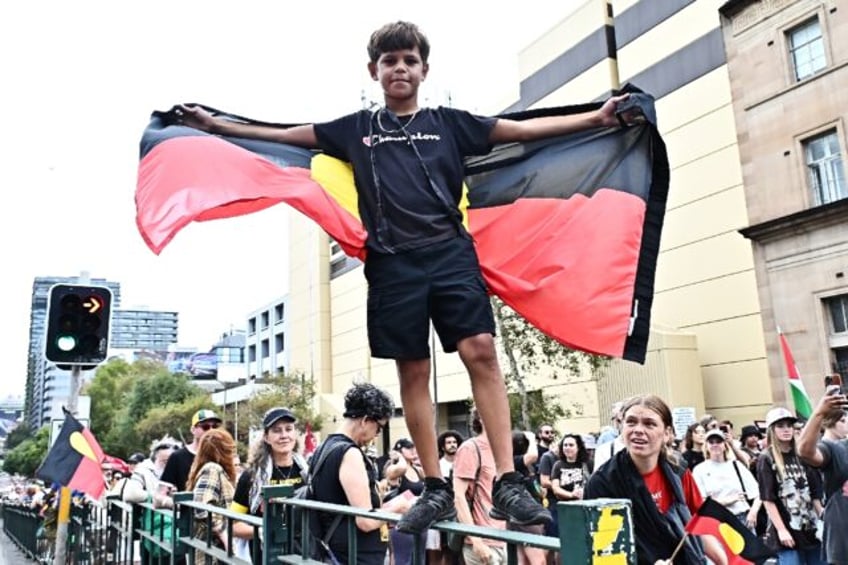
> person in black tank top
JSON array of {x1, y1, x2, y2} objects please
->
[{"x1": 310, "y1": 383, "x2": 413, "y2": 565}]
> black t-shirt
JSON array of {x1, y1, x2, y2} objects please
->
[
  {"x1": 314, "y1": 107, "x2": 495, "y2": 254},
  {"x1": 232, "y1": 463, "x2": 305, "y2": 561},
  {"x1": 232, "y1": 463, "x2": 305, "y2": 517},
  {"x1": 159, "y1": 447, "x2": 194, "y2": 492},
  {"x1": 682, "y1": 449, "x2": 704, "y2": 471}
]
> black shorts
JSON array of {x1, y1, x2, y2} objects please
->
[{"x1": 364, "y1": 236, "x2": 495, "y2": 360}]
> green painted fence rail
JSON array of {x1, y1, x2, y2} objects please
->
[{"x1": 3, "y1": 487, "x2": 634, "y2": 564}]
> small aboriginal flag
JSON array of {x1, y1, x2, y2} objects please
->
[
  {"x1": 37, "y1": 409, "x2": 106, "y2": 499},
  {"x1": 685, "y1": 497, "x2": 774, "y2": 565}
]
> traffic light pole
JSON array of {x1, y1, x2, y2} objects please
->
[{"x1": 54, "y1": 363, "x2": 82, "y2": 565}]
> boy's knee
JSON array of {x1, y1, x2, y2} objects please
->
[{"x1": 458, "y1": 333, "x2": 497, "y2": 363}]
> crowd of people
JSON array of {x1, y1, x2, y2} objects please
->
[{"x1": 3, "y1": 380, "x2": 847, "y2": 565}]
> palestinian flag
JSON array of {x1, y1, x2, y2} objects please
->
[
  {"x1": 36, "y1": 410, "x2": 106, "y2": 499},
  {"x1": 135, "y1": 86, "x2": 667, "y2": 363},
  {"x1": 778, "y1": 327, "x2": 813, "y2": 419},
  {"x1": 685, "y1": 498, "x2": 773, "y2": 565}
]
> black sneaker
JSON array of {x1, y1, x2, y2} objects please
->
[
  {"x1": 490, "y1": 472, "x2": 552, "y2": 525},
  {"x1": 396, "y1": 481, "x2": 457, "y2": 534}
]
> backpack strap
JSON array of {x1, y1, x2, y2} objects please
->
[{"x1": 308, "y1": 439, "x2": 355, "y2": 545}]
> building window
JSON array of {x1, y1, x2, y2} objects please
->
[
  {"x1": 788, "y1": 18, "x2": 826, "y2": 81},
  {"x1": 248, "y1": 345, "x2": 256, "y2": 363},
  {"x1": 261, "y1": 339, "x2": 270, "y2": 358},
  {"x1": 261, "y1": 311, "x2": 270, "y2": 330},
  {"x1": 275, "y1": 333, "x2": 284, "y2": 352},
  {"x1": 805, "y1": 130, "x2": 846, "y2": 205},
  {"x1": 248, "y1": 317, "x2": 256, "y2": 335},
  {"x1": 275, "y1": 304, "x2": 284, "y2": 325},
  {"x1": 826, "y1": 295, "x2": 848, "y2": 334}
]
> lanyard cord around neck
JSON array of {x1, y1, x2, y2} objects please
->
[{"x1": 367, "y1": 109, "x2": 468, "y2": 253}]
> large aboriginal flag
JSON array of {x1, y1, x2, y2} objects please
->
[
  {"x1": 37, "y1": 410, "x2": 106, "y2": 499},
  {"x1": 685, "y1": 498, "x2": 774, "y2": 564},
  {"x1": 136, "y1": 86, "x2": 667, "y2": 362}
]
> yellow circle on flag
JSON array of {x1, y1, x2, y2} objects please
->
[
  {"x1": 70, "y1": 431, "x2": 98, "y2": 461},
  {"x1": 719, "y1": 522, "x2": 745, "y2": 554}
]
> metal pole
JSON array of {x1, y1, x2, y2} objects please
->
[{"x1": 54, "y1": 364, "x2": 81, "y2": 565}]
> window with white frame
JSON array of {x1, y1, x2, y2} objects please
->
[
  {"x1": 804, "y1": 130, "x2": 846, "y2": 205},
  {"x1": 788, "y1": 18, "x2": 826, "y2": 81}
]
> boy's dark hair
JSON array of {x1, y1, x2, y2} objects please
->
[
  {"x1": 343, "y1": 382, "x2": 395, "y2": 421},
  {"x1": 367, "y1": 21, "x2": 430, "y2": 63}
]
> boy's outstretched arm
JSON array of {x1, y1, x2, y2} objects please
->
[
  {"x1": 176, "y1": 104, "x2": 319, "y2": 149},
  {"x1": 489, "y1": 93, "x2": 630, "y2": 144}
]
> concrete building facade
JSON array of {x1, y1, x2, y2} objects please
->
[{"x1": 720, "y1": 0, "x2": 848, "y2": 401}]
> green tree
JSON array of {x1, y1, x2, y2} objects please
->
[
  {"x1": 135, "y1": 395, "x2": 213, "y2": 450},
  {"x1": 101, "y1": 362, "x2": 205, "y2": 456},
  {"x1": 4, "y1": 426, "x2": 50, "y2": 477},
  {"x1": 84, "y1": 358, "x2": 136, "y2": 435},
  {"x1": 492, "y1": 297, "x2": 608, "y2": 429},
  {"x1": 245, "y1": 370, "x2": 324, "y2": 435},
  {"x1": 5, "y1": 422, "x2": 33, "y2": 451}
]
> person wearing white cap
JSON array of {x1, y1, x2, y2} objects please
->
[
  {"x1": 756, "y1": 407, "x2": 824, "y2": 564},
  {"x1": 691, "y1": 428, "x2": 762, "y2": 531},
  {"x1": 796, "y1": 386, "x2": 848, "y2": 565}
]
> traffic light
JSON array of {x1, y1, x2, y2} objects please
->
[{"x1": 44, "y1": 284, "x2": 113, "y2": 366}]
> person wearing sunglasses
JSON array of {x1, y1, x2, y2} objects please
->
[
  {"x1": 156, "y1": 409, "x2": 223, "y2": 508},
  {"x1": 309, "y1": 383, "x2": 412, "y2": 565}
]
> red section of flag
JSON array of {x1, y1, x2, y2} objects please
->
[
  {"x1": 471, "y1": 190, "x2": 645, "y2": 357},
  {"x1": 685, "y1": 498, "x2": 773, "y2": 565},
  {"x1": 778, "y1": 330, "x2": 801, "y2": 381},
  {"x1": 136, "y1": 136, "x2": 367, "y2": 257}
]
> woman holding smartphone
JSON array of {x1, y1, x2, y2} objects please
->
[{"x1": 797, "y1": 386, "x2": 848, "y2": 565}]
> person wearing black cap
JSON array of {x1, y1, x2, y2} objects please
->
[
  {"x1": 739, "y1": 424, "x2": 763, "y2": 471},
  {"x1": 383, "y1": 438, "x2": 425, "y2": 565},
  {"x1": 230, "y1": 407, "x2": 307, "y2": 560}
]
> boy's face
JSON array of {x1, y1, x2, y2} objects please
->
[{"x1": 368, "y1": 47, "x2": 429, "y2": 105}]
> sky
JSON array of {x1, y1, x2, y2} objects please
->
[{"x1": 0, "y1": 1, "x2": 581, "y2": 397}]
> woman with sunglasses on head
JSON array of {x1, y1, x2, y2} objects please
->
[
  {"x1": 310, "y1": 383, "x2": 413, "y2": 565},
  {"x1": 585, "y1": 395, "x2": 728, "y2": 565},
  {"x1": 691, "y1": 428, "x2": 761, "y2": 531},
  {"x1": 757, "y1": 407, "x2": 825, "y2": 565},
  {"x1": 796, "y1": 387, "x2": 848, "y2": 565}
]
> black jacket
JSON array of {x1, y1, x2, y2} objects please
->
[{"x1": 585, "y1": 449, "x2": 704, "y2": 565}]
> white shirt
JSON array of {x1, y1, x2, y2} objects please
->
[
  {"x1": 691, "y1": 458, "x2": 759, "y2": 515},
  {"x1": 439, "y1": 457, "x2": 454, "y2": 480},
  {"x1": 593, "y1": 436, "x2": 625, "y2": 470}
]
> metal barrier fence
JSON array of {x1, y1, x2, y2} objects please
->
[{"x1": 3, "y1": 487, "x2": 635, "y2": 564}]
